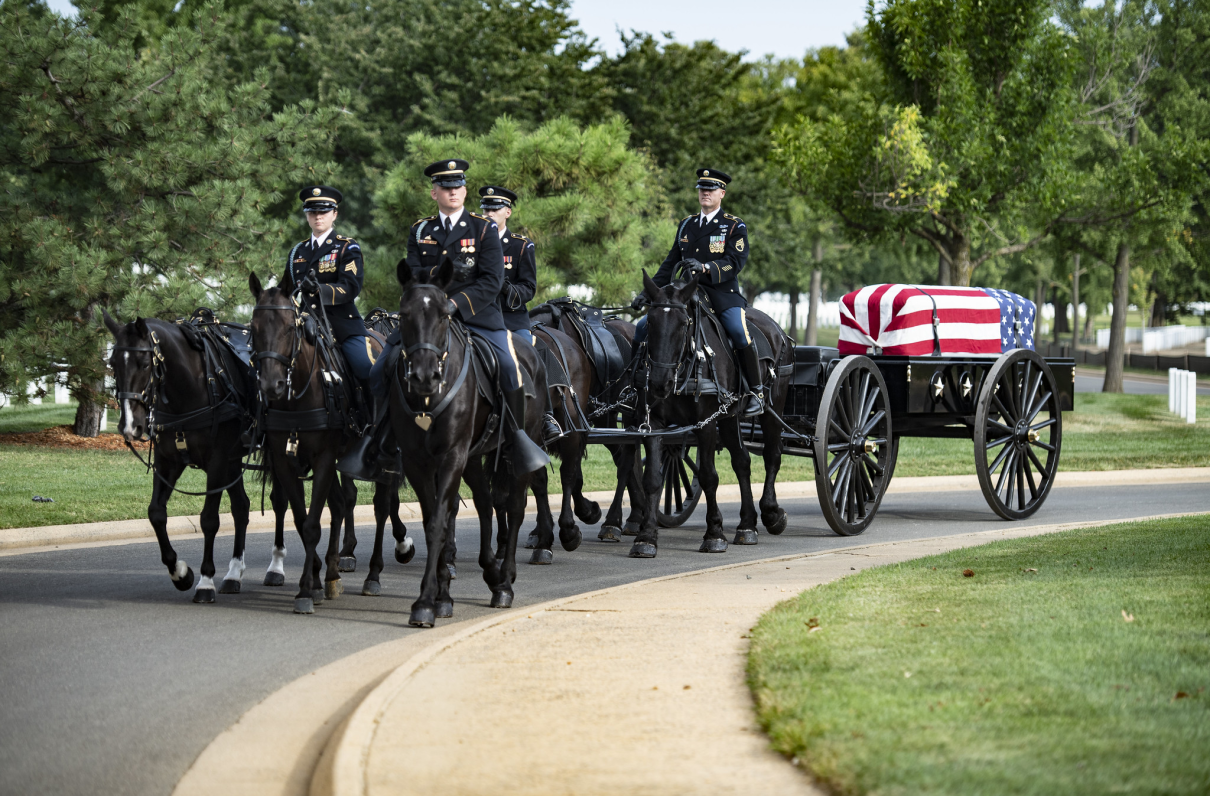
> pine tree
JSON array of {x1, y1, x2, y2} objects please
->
[
  {"x1": 369, "y1": 116, "x2": 670, "y2": 307},
  {"x1": 0, "y1": 2, "x2": 339, "y2": 434}
]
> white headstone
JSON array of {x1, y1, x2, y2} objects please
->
[
  {"x1": 54, "y1": 379, "x2": 69, "y2": 404},
  {"x1": 1169, "y1": 368, "x2": 1178, "y2": 413},
  {"x1": 101, "y1": 406, "x2": 108, "y2": 432},
  {"x1": 1187, "y1": 372, "x2": 1197, "y2": 425}
]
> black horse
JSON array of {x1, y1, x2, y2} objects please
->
[
  {"x1": 104, "y1": 311, "x2": 254, "y2": 602},
  {"x1": 391, "y1": 259, "x2": 549, "y2": 627},
  {"x1": 527, "y1": 303, "x2": 644, "y2": 544},
  {"x1": 629, "y1": 270, "x2": 793, "y2": 557},
  {"x1": 248, "y1": 274, "x2": 407, "y2": 612}
]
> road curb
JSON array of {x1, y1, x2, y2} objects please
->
[
  {"x1": 320, "y1": 510, "x2": 1210, "y2": 796},
  {"x1": 3, "y1": 468, "x2": 1208, "y2": 553}
]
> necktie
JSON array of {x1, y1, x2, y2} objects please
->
[{"x1": 444, "y1": 217, "x2": 452, "y2": 234}]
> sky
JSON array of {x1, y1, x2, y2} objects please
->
[
  {"x1": 568, "y1": 0, "x2": 869, "y2": 61},
  {"x1": 43, "y1": 0, "x2": 870, "y2": 61}
]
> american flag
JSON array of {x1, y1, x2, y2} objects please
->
[
  {"x1": 839, "y1": 284, "x2": 1034, "y2": 356},
  {"x1": 979, "y1": 288, "x2": 1036, "y2": 352}
]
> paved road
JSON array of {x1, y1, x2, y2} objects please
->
[
  {"x1": 1075, "y1": 372, "x2": 1210, "y2": 395},
  {"x1": 1, "y1": 482, "x2": 1206, "y2": 796}
]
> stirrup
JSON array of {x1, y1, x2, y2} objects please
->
[
  {"x1": 542, "y1": 413, "x2": 564, "y2": 447},
  {"x1": 742, "y1": 391, "x2": 764, "y2": 417}
]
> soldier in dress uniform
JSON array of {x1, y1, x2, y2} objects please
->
[
  {"x1": 631, "y1": 168, "x2": 763, "y2": 414},
  {"x1": 287, "y1": 186, "x2": 374, "y2": 382},
  {"x1": 368, "y1": 159, "x2": 548, "y2": 474},
  {"x1": 478, "y1": 186, "x2": 537, "y2": 343},
  {"x1": 479, "y1": 185, "x2": 562, "y2": 444}
]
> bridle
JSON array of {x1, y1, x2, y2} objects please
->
[
  {"x1": 110, "y1": 330, "x2": 167, "y2": 430},
  {"x1": 251, "y1": 296, "x2": 318, "y2": 402},
  {"x1": 644, "y1": 300, "x2": 694, "y2": 383},
  {"x1": 398, "y1": 285, "x2": 452, "y2": 388}
]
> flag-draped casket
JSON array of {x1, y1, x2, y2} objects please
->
[{"x1": 839, "y1": 284, "x2": 1036, "y2": 356}]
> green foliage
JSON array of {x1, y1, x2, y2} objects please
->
[
  {"x1": 776, "y1": 0, "x2": 1079, "y2": 286},
  {"x1": 370, "y1": 116, "x2": 671, "y2": 306},
  {"x1": 748, "y1": 515, "x2": 1210, "y2": 794},
  {"x1": 0, "y1": 2, "x2": 339, "y2": 408}
]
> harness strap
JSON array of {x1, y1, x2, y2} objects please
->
[{"x1": 392, "y1": 336, "x2": 473, "y2": 428}]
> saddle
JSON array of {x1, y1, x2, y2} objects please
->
[
  {"x1": 544, "y1": 297, "x2": 629, "y2": 391},
  {"x1": 465, "y1": 327, "x2": 537, "y2": 407}
]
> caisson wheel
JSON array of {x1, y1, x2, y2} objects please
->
[
  {"x1": 974, "y1": 349, "x2": 1062, "y2": 520},
  {"x1": 654, "y1": 442, "x2": 702, "y2": 528},
  {"x1": 813, "y1": 356, "x2": 893, "y2": 536}
]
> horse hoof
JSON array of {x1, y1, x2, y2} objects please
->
[
  {"x1": 733, "y1": 529, "x2": 759, "y2": 545},
  {"x1": 490, "y1": 591, "x2": 514, "y2": 609},
  {"x1": 763, "y1": 509, "x2": 788, "y2": 536},
  {"x1": 192, "y1": 588, "x2": 216, "y2": 604},
  {"x1": 409, "y1": 606, "x2": 435, "y2": 627},
  {"x1": 338, "y1": 556, "x2": 357, "y2": 572},
  {"x1": 172, "y1": 566, "x2": 195, "y2": 592},
  {"x1": 311, "y1": 588, "x2": 325, "y2": 605},
  {"x1": 447, "y1": 563, "x2": 457, "y2": 580},
  {"x1": 325, "y1": 579, "x2": 343, "y2": 600},
  {"x1": 628, "y1": 541, "x2": 657, "y2": 558},
  {"x1": 219, "y1": 579, "x2": 241, "y2": 594},
  {"x1": 294, "y1": 598, "x2": 314, "y2": 614},
  {"x1": 436, "y1": 601, "x2": 454, "y2": 619},
  {"x1": 560, "y1": 526, "x2": 583, "y2": 552},
  {"x1": 263, "y1": 571, "x2": 285, "y2": 587},
  {"x1": 622, "y1": 522, "x2": 640, "y2": 536},
  {"x1": 362, "y1": 580, "x2": 381, "y2": 597},
  {"x1": 529, "y1": 548, "x2": 554, "y2": 565},
  {"x1": 524, "y1": 530, "x2": 540, "y2": 549},
  {"x1": 700, "y1": 537, "x2": 728, "y2": 553},
  {"x1": 576, "y1": 502, "x2": 602, "y2": 525},
  {"x1": 598, "y1": 525, "x2": 622, "y2": 543},
  {"x1": 394, "y1": 540, "x2": 416, "y2": 565}
]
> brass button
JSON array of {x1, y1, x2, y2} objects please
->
[{"x1": 442, "y1": 250, "x2": 447, "y2": 255}]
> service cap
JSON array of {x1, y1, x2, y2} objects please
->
[
  {"x1": 695, "y1": 169, "x2": 731, "y2": 190},
  {"x1": 299, "y1": 185, "x2": 342, "y2": 212},
  {"x1": 425, "y1": 159, "x2": 470, "y2": 188},
  {"x1": 478, "y1": 185, "x2": 517, "y2": 209}
]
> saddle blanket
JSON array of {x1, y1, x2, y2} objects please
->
[{"x1": 839, "y1": 284, "x2": 1036, "y2": 356}]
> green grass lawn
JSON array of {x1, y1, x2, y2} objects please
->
[
  {"x1": 747, "y1": 515, "x2": 1210, "y2": 795},
  {"x1": 2, "y1": 391, "x2": 1207, "y2": 528}
]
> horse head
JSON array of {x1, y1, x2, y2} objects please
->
[
  {"x1": 104, "y1": 309, "x2": 156, "y2": 442},
  {"x1": 249, "y1": 272, "x2": 304, "y2": 402},
  {"x1": 396, "y1": 257, "x2": 455, "y2": 397},
  {"x1": 641, "y1": 269, "x2": 700, "y2": 400}
]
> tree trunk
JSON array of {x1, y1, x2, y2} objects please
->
[
  {"x1": 951, "y1": 233, "x2": 974, "y2": 286},
  {"x1": 1148, "y1": 289, "x2": 1167, "y2": 327},
  {"x1": 72, "y1": 379, "x2": 106, "y2": 437},
  {"x1": 1071, "y1": 255, "x2": 1081, "y2": 350},
  {"x1": 788, "y1": 288, "x2": 799, "y2": 342},
  {"x1": 937, "y1": 252, "x2": 951, "y2": 286},
  {"x1": 806, "y1": 268, "x2": 822, "y2": 346},
  {"x1": 1034, "y1": 278, "x2": 1045, "y2": 339},
  {"x1": 1103, "y1": 242, "x2": 1130, "y2": 393}
]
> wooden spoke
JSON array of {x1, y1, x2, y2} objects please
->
[{"x1": 974, "y1": 350, "x2": 1062, "y2": 521}]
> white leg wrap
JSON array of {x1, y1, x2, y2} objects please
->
[
  {"x1": 224, "y1": 556, "x2": 246, "y2": 583},
  {"x1": 267, "y1": 546, "x2": 287, "y2": 576},
  {"x1": 197, "y1": 575, "x2": 215, "y2": 591},
  {"x1": 171, "y1": 560, "x2": 189, "y2": 581},
  {"x1": 396, "y1": 537, "x2": 414, "y2": 556}
]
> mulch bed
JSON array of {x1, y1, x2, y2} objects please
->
[{"x1": 0, "y1": 425, "x2": 149, "y2": 451}]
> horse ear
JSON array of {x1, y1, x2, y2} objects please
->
[
  {"x1": 642, "y1": 269, "x2": 661, "y2": 300},
  {"x1": 434, "y1": 257, "x2": 455, "y2": 291},
  {"x1": 249, "y1": 272, "x2": 263, "y2": 302},
  {"x1": 135, "y1": 317, "x2": 149, "y2": 338},
  {"x1": 397, "y1": 258, "x2": 414, "y2": 288},
  {"x1": 102, "y1": 309, "x2": 122, "y2": 338},
  {"x1": 278, "y1": 268, "x2": 295, "y2": 294},
  {"x1": 675, "y1": 274, "x2": 700, "y2": 303}
]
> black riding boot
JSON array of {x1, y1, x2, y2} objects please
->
[
  {"x1": 542, "y1": 387, "x2": 565, "y2": 447},
  {"x1": 336, "y1": 396, "x2": 392, "y2": 481},
  {"x1": 737, "y1": 344, "x2": 765, "y2": 417},
  {"x1": 504, "y1": 386, "x2": 550, "y2": 474}
]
